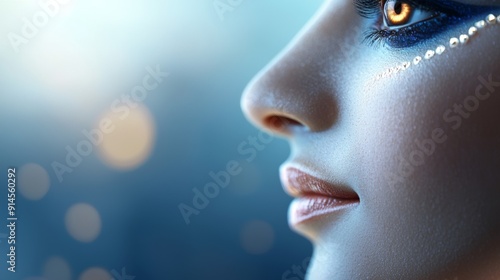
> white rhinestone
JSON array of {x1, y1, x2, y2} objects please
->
[
  {"x1": 413, "y1": 56, "x2": 422, "y2": 65},
  {"x1": 449, "y1": 37, "x2": 459, "y2": 48},
  {"x1": 486, "y1": 14, "x2": 496, "y2": 24},
  {"x1": 402, "y1": 61, "x2": 411, "y2": 70},
  {"x1": 435, "y1": 45, "x2": 446, "y2": 55},
  {"x1": 424, "y1": 50, "x2": 435, "y2": 59},
  {"x1": 459, "y1": 34, "x2": 469, "y2": 44},
  {"x1": 468, "y1": 26, "x2": 478, "y2": 36},
  {"x1": 475, "y1": 20, "x2": 486, "y2": 28}
]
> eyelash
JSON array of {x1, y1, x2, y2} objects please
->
[{"x1": 354, "y1": 0, "x2": 492, "y2": 48}]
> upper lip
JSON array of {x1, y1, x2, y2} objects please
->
[{"x1": 280, "y1": 167, "x2": 359, "y2": 200}]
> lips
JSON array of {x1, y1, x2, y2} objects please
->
[{"x1": 280, "y1": 167, "x2": 359, "y2": 225}]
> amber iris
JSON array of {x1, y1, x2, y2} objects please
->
[{"x1": 384, "y1": 0, "x2": 413, "y2": 26}]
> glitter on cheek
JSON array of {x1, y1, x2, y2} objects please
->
[{"x1": 373, "y1": 14, "x2": 499, "y2": 82}]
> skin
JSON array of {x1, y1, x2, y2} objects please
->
[{"x1": 241, "y1": 0, "x2": 500, "y2": 279}]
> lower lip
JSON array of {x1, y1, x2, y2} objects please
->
[{"x1": 289, "y1": 196, "x2": 359, "y2": 225}]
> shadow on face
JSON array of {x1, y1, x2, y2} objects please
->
[{"x1": 242, "y1": 0, "x2": 500, "y2": 278}]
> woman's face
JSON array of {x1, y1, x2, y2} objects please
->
[{"x1": 242, "y1": 0, "x2": 500, "y2": 278}]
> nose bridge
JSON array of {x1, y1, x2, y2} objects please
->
[{"x1": 241, "y1": 0, "x2": 356, "y2": 136}]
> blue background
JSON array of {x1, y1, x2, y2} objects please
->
[{"x1": 0, "y1": 0, "x2": 324, "y2": 279}]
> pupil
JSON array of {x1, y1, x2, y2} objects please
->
[{"x1": 394, "y1": 2, "x2": 402, "y2": 14}]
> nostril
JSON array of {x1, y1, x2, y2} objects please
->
[{"x1": 264, "y1": 115, "x2": 304, "y2": 134}]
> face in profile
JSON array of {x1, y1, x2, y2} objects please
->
[{"x1": 242, "y1": 0, "x2": 500, "y2": 278}]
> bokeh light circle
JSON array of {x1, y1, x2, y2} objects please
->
[
  {"x1": 65, "y1": 203, "x2": 102, "y2": 243},
  {"x1": 97, "y1": 105, "x2": 155, "y2": 170},
  {"x1": 18, "y1": 163, "x2": 50, "y2": 200},
  {"x1": 43, "y1": 256, "x2": 71, "y2": 280},
  {"x1": 240, "y1": 220, "x2": 275, "y2": 255},
  {"x1": 79, "y1": 267, "x2": 111, "y2": 280}
]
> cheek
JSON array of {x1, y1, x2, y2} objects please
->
[
  {"x1": 339, "y1": 59, "x2": 500, "y2": 276},
  {"x1": 350, "y1": 25, "x2": 500, "y2": 204},
  {"x1": 348, "y1": 37, "x2": 500, "y2": 259}
]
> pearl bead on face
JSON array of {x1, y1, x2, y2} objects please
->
[
  {"x1": 459, "y1": 34, "x2": 470, "y2": 44},
  {"x1": 468, "y1": 26, "x2": 478, "y2": 36},
  {"x1": 486, "y1": 14, "x2": 496, "y2": 24},
  {"x1": 413, "y1": 56, "x2": 422, "y2": 65},
  {"x1": 374, "y1": 14, "x2": 499, "y2": 82},
  {"x1": 424, "y1": 50, "x2": 435, "y2": 59},
  {"x1": 435, "y1": 45, "x2": 446, "y2": 55}
]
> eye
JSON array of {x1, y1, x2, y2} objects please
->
[
  {"x1": 384, "y1": 1, "x2": 412, "y2": 26},
  {"x1": 355, "y1": 0, "x2": 494, "y2": 48},
  {"x1": 382, "y1": 0, "x2": 436, "y2": 29}
]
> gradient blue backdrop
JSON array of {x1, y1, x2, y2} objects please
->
[{"x1": 0, "y1": 1, "x2": 324, "y2": 279}]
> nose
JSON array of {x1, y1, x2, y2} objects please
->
[
  {"x1": 241, "y1": 63, "x2": 338, "y2": 136},
  {"x1": 241, "y1": 1, "x2": 353, "y2": 137}
]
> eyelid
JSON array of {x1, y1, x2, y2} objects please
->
[
  {"x1": 384, "y1": 6, "x2": 438, "y2": 29},
  {"x1": 354, "y1": 0, "x2": 460, "y2": 19},
  {"x1": 392, "y1": 0, "x2": 458, "y2": 14}
]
